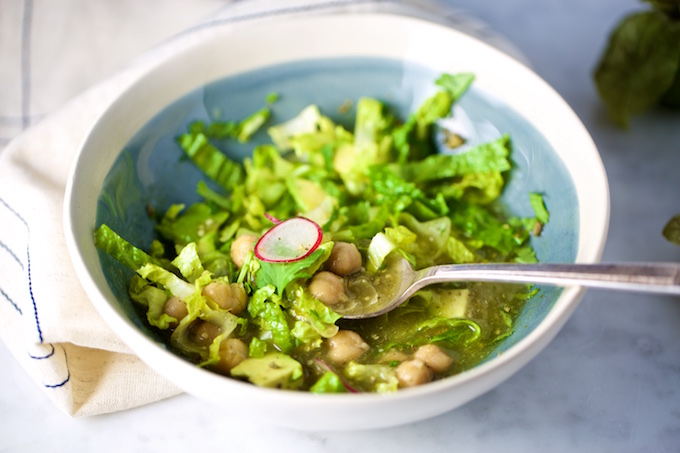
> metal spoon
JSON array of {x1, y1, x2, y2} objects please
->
[{"x1": 335, "y1": 258, "x2": 680, "y2": 319}]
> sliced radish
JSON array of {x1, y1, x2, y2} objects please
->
[
  {"x1": 254, "y1": 217, "x2": 323, "y2": 263},
  {"x1": 264, "y1": 213, "x2": 282, "y2": 225}
]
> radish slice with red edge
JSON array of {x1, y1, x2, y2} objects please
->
[
  {"x1": 264, "y1": 213, "x2": 281, "y2": 224},
  {"x1": 254, "y1": 217, "x2": 323, "y2": 263}
]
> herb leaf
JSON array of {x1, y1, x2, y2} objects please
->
[
  {"x1": 254, "y1": 242, "x2": 333, "y2": 295},
  {"x1": 594, "y1": 10, "x2": 680, "y2": 127}
]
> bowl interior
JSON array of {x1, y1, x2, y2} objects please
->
[{"x1": 96, "y1": 56, "x2": 579, "y2": 359}]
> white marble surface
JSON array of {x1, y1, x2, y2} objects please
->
[{"x1": 2, "y1": 0, "x2": 680, "y2": 451}]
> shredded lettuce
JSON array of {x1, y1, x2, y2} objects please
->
[
  {"x1": 93, "y1": 224, "x2": 160, "y2": 271},
  {"x1": 247, "y1": 285, "x2": 294, "y2": 353},
  {"x1": 176, "y1": 132, "x2": 245, "y2": 191},
  {"x1": 268, "y1": 105, "x2": 325, "y2": 151},
  {"x1": 310, "y1": 371, "x2": 347, "y2": 394},
  {"x1": 344, "y1": 362, "x2": 399, "y2": 393},
  {"x1": 435, "y1": 72, "x2": 476, "y2": 101},
  {"x1": 529, "y1": 192, "x2": 550, "y2": 224},
  {"x1": 400, "y1": 134, "x2": 512, "y2": 183},
  {"x1": 156, "y1": 203, "x2": 229, "y2": 246},
  {"x1": 287, "y1": 284, "x2": 341, "y2": 339},
  {"x1": 128, "y1": 275, "x2": 175, "y2": 329},
  {"x1": 171, "y1": 242, "x2": 205, "y2": 282},
  {"x1": 417, "y1": 317, "x2": 482, "y2": 347},
  {"x1": 94, "y1": 73, "x2": 548, "y2": 393}
]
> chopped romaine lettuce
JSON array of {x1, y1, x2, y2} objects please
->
[
  {"x1": 344, "y1": 362, "x2": 399, "y2": 393},
  {"x1": 176, "y1": 131, "x2": 245, "y2": 191},
  {"x1": 529, "y1": 192, "x2": 550, "y2": 224},
  {"x1": 171, "y1": 242, "x2": 205, "y2": 282},
  {"x1": 93, "y1": 224, "x2": 160, "y2": 271},
  {"x1": 310, "y1": 371, "x2": 347, "y2": 394},
  {"x1": 247, "y1": 285, "x2": 294, "y2": 353},
  {"x1": 94, "y1": 73, "x2": 548, "y2": 393},
  {"x1": 267, "y1": 105, "x2": 325, "y2": 151}
]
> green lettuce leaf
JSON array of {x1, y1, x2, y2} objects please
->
[
  {"x1": 397, "y1": 213, "x2": 451, "y2": 267},
  {"x1": 368, "y1": 165, "x2": 449, "y2": 218},
  {"x1": 247, "y1": 285, "x2": 294, "y2": 353},
  {"x1": 344, "y1": 361, "x2": 399, "y2": 393},
  {"x1": 171, "y1": 242, "x2": 205, "y2": 282},
  {"x1": 137, "y1": 263, "x2": 195, "y2": 300},
  {"x1": 190, "y1": 106, "x2": 269, "y2": 143},
  {"x1": 196, "y1": 180, "x2": 232, "y2": 211},
  {"x1": 529, "y1": 192, "x2": 550, "y2": 224},
  {"x1": 236, "y1": 107, "x2": 270, "y2": 143},
  {"x1": 267, "y1": 105, "x2": 325, "y2": 151},
  {"x1": 366, "y1": 232, "x2": 398, "y2": 273},
  {"x1": 93, "y1": 224, "x2": 160, "y2": 271},
  {"x1": 417, "y1": 317, "x2": 482, "y2": 347},
  {"x1": 310, "y1": 371, "x2": 347, "y2": 394},
  {"x1": 435, "y1": 72, "x2": 475, "y2": 101},
  {"x1": 291, "y1": 320, "x2": 323, "y2": 347},
  {"x1": 448, "y1": 202, "x2": 529, "y2": 258},
  {"x1": 128, "y1": 274, "x2": 176, "y2": 330},
  {"x1": 155, "y1": 202, "x2": 229, "y2": 245},
  {"x1": 249, "y1": 337, "x2": 268, "y2": 358},
  {"x1": 287, "y1": 284, "x2": 341, "y2": 338},
  {"x1": 177, "y1": 131, "x2": 245, "y2": 190},
  {"x1": 400, "y1": 135, "x2": 512, "y2": 183},
  {"x1": 428, "y1": 171, "x2": 505, "y2": 205}
]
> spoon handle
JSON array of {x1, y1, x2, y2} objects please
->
[{"x1": 419, "y1": 262, "x2": 680, "y2": 295}]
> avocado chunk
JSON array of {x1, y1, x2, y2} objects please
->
[{"x1": 230, "y1": 352, "x2": 303, "y2": 389}]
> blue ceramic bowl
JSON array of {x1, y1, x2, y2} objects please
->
[{"x1": 64, "y1": 14, "x2": 609, "y2": 430}]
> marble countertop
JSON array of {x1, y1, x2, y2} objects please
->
[{"x1": 2, "y1": 0, "x2": 680, "y2": 451}]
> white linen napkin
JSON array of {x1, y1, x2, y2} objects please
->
[{"x1": 0, "y1": 0, "x2": 527, "y2": 417}]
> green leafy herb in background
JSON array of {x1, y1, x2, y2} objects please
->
[
  {"x1": 594, "y1": 0, "x2": 680, "y2": 128},
  {"x1": 663, "y1": 215, "x2": 680, "y2": 245}
]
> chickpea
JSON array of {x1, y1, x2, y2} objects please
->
[
  {"x1": 163, "y1": 296, "x2": 188, "y2": 327},
  {"x1": 189, "y1": 320, "x2": 221, "y2": 347},
  {"x1": 202, "y1": 281, "x2": 247, "y2": 315},
  {"x1": 396, "y1": 359, "x2": 433, "y2": 388},
  {"x1": 230, "y1": 234, "x2": 258, "y2": 269},
  {"x1": 414, "y1": 344, "x2": 452, "y2": 373},
  {"x1": 309, "y1": 271, "x2": 347, "y2": 306},
  {"x1": 327, "y1": 330, "x2": 369, "y2": 364},
  {"x1": 212, "y1": 338, "x2": 248, "y2": 375},
  {"x1": 326, "y1": 242, "x2": 362, "y2": 276}
]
